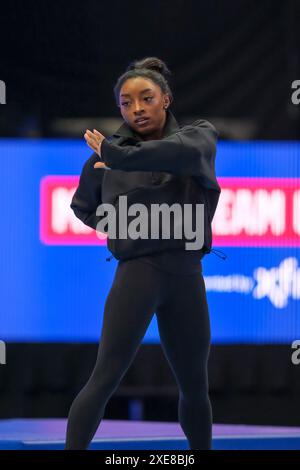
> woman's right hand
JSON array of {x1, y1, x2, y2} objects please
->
[{"x1": 84, "y1": 129, "x2": 105, "y2": 157}]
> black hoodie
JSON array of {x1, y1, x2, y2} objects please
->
[{"x1": 70, "y1": 110, "x2": 222, "y2": 274}]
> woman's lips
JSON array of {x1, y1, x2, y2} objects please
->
[{"x1": 135, "y1": 118, "x2": 150, "y2": 126}]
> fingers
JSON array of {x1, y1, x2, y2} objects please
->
[
  {"x1": 84, "y1": 129, "x2": 106, "y2": 156},
  {"x1": 94, "y1": 161, "x2": 111, "y2": 170},
  {"x1": 85, "y1": 137, "x2": 98, "y2": 153},
  {"x1": 94, "y1": 162, "x2": 105, "y2": 169},
  {"x1": 93, "y1": 129, "x2": 103, "y2": 137},
  {"x1": 84, "y1": 130, "x2": 99, "y2": 153},
  {"x1": 85, "y1": 129, "x2": 99, "y2": 144}
]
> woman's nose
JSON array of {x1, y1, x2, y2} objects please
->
[{"x1": 133, "y1": 102, "x2": 144, "y2": 113}]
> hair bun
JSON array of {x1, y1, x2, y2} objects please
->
[{"x1": 126, "y1": 57, "x2": 171, "y2": 80}]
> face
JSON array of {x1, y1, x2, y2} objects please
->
[{"x1": 118, "y1": 77, "x2": 170, "y2": 139}]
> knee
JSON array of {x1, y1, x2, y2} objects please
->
[
  {"x1": 179, "y1": 375, "x2": 209, "y2": 402},
  {"x1": 88, "y1": 369, "x2": 122, "y2": 397}
]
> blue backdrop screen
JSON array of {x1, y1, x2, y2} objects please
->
[{"x1": 0, "y1": 139, "x2": 299, "y2": 343}]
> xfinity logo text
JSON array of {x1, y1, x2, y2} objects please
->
[
  {"x1": 0, "y1": 80, "x2": 6, "y2": 104},
  {"x1": 204, "y1": 256, "x2": 300, "y2": 308}
]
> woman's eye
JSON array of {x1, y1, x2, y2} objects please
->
[{"x1": 121, "y1": 97, "x2": 152, "y2": 106}]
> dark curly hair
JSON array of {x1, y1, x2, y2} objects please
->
[{"x1": 113, "y1": 56, "x2": 174, "y2": 107}]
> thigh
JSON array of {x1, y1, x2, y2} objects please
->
[
  {"x1": 156, "y1": 273, "x2": 211, "y2": 390},
  {"x1": 92, "y1": 259, "x2": 162, "y2": 381}
]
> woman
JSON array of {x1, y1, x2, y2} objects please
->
[{"x1": 65, "y1": 57, "x2": 221, "y2": 450}]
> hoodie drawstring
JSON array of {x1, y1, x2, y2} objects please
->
[{"x1": 105, "y1": 248, "x2": 227, "y2": 263}]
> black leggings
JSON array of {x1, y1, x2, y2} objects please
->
[{"x1": 65, "y1": 258, "x2": 212, "y2": 450}]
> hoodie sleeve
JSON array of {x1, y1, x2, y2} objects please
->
[
  {"x1": 100, "y1": 120, "x2": 219, "y2": 188},
  {"x1": 70, "y1": 152, "x2": 106, "y2": 230}
]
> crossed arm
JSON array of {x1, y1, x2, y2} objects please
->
[
  {"x1": 75, "y1": 120, "x2": 219, "y2": 228},
  {"x1": 70, "y1": 153, "x2": 106, "y2": 230},
  {"x1": 85, "y1": 120, "x2": 218, "y2": 179}
]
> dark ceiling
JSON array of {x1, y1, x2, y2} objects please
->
[{"x1": 0, "y1": 0, "x2": 299, "y2": 138}]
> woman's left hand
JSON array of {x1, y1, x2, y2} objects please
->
[{"x1": 84, "y1": 129, "x2": 111, "y2": 169}]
